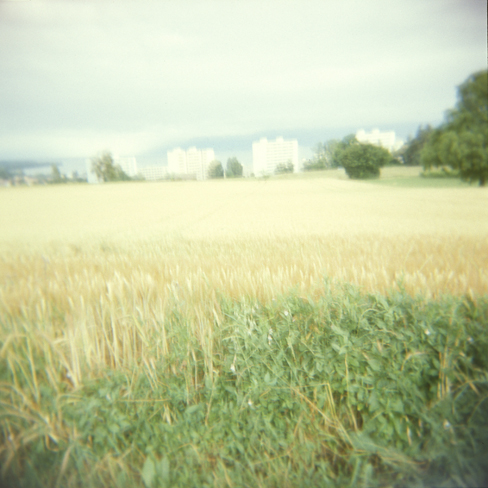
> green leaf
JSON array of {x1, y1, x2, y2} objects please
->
[
  {"x1": 159, "y1": 456, "x2": 170, "y2": 485},
  {"x1": 331, "y1": 342, "x2": 341, "y2": 353},
  {"x1": 331, "y1": 324, "x2": 349, "y2": 339},
  {"x1": 185, "y1": 404, "x2": 200, "y2": 416},
  {"x1": 142, "y1": 457, "x2": 155, "y2": 488},
  {"x1": 390, "y1": 398, "x2": 404, "y2": 414},
  {"x1": 367, "y1": 358, "x2": 381, "y2": 372}
]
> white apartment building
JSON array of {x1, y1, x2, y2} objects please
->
[
  {"x1": 167, "y1": 147, "x2": 215, "y2": 180},
  {"x1": 252, "y1": 137, "x2": 299, "y2": 176},
  {"x1": 139, "y1": 165, "x2": 168, "y2": 181},
  {"x1": 167, "y1": 148, "x2": 187, "y2": 175},
  {"x1": 355, "y1": 129, "x2": 403, "y2": 152}
]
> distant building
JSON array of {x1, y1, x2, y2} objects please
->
[
  {"x1": 139, "y1": 165, "x2": 168, "y2": 181},
  {"x1": 252, "y1": 137, "x2": 299, "y2": 176},
  {"x1": 167, "y1": 147, "x2": 215, "y2": 180},
  {"x1": 167, "y1": 148, "x2": 187, "y2": 175},
  {"x1": 355, "y1": 129, "x2": 403, "y2": 152}
]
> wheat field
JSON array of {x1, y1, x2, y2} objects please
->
[
  {"x1": 1, "y1": 171, "x2": 487, "y2": 376},
  {"x1": 1, "y1": 170, "x2": 488, "y2": 486}
]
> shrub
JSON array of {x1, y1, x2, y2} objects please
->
[{"x1": 336, "y1": 143, "x2": 391, "y2": 179}]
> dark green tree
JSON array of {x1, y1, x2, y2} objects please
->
[
  {"x1": 331, "y1": 134, "x2": 359, "y2": 168},
  {"x1": 421, "y1": 70, "x2": 488, "y2": 186},
  {"x1": 207, "y1": 160, "x2": 224, "y2": 179},
  {"x1": 91, "y1": 152, "x2": 130, "y2": 182},
  {"x1": 275, "y1": 160, "x2": 294, "y2": 174},
  {"x1": 330, "y1": 134, "x2": 354, "y2": 165},
  {"x1": 225, "y1": 157, "x2": 243, "y2": 177},
  {"x1": 398, "y1": 125, "x2": 433, "y2": 166},
  {"x1": 336, "y1": 138, "x2": 391, "y2": 179}
]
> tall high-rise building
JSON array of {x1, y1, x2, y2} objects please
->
[
  {"x1": 252, "y1": 137, "x2": 299, "y2": 176},
  {"x1": 167, "y1": 148, "x2": 187, "y2": 175},
  {"x1": 355, "y1": 129, "x2": 403, "y2": 152},
  {"x1": 167, "y1": 147, "x2": 215, "y2": 180}
]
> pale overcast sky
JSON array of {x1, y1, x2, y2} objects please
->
[{"x1": 0, "y1": 0, "x2": 486, "y2": 163}]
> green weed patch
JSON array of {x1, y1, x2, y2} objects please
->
[{"x1": 1, "y1": 284, "x2": 488, "y2": 487}]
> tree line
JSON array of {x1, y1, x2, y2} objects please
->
[
  {"x1": 208, "y1": 158, "x2": 294, "y2": 178},
  {"x1": 90, "y1": 154, "x2": 246, "y2": 182},
  {"x1": 207, "y1": 157, "x2": 244, "y2": 179},
  {"x1": 305, "y1": 69, "x2": 487, "y2": 185}
]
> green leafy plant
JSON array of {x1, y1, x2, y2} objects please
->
[
  {"x1": 336, "y1": 141, "x2": 391, "y2": 179},
  {"x1": 2, "y1": 278, "x2": 488, "y2": 487}
]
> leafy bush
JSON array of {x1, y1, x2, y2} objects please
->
[{"x1": 336, "y1": 143, "x2": 391, "y2": 179}]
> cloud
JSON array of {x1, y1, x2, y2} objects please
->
[{"x1": 0, "y1": 0, "x2": 486, "y2": 159}]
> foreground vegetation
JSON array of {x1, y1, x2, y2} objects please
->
[
  {"x1": 1, "y1": 280, "x2": 488, "y2": 487},
  {"x1": 1, "y1": 172, "x2": 487, "y2": 487}
]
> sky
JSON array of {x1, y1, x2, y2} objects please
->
[{"x1": 0, "y1": 0, "x2": 486, "y2": 170}]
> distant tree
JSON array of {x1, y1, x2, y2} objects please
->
[
  {"x1": 324, "y1": 139, "x2": 341, "y2": 167},
  {"x1": 339, "y1": 134, "x2": 357, "y2": 147},
  {"x1": 69, "y1": 170, "x2": 85, "y2": 183},
  {"x1": 421, "y1": 70, "x2": 488, "y2": 186},
  {"x1": 0, "y1": 166, "x2": 11, "y2": 180},
  {"x1": 226, "y1": 157, "x2": 243, "y2": 177},
  {"x1": 275, "y1": 160, "x2": 294, "y2": 174},
  {"x1": 207, "y1": 160, "x2": 224, "y2": 179},
  {"x1": 50, "y1": 164, "x2": 64, "y2": 184},
  {"x1": 331, "y1": 135, "x2": 353, "y2": 164},
  {"x1": 335, "y1": 137, "x2": 391, "y2": 179},
  {"x1": 398, "y1": 125, "x2": 433, "y2": 166},
  {"x1": 303, "y1": 139, "x2": 341, "y2": 171},
  {"x1": 331, "y1": 134, "x2": 359, "y2": 167},
  {"x1": 91, "y1": 152, "x2": 130, "y2": 182}
]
